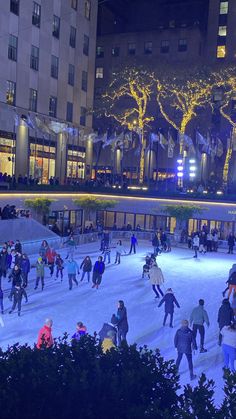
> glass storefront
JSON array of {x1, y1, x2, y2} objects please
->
[
  {"x1": 29, "y1": 139, "x2": 56, "y2": 184},
  {"x1": 67, "y1": 146, "x2": 85, "y2": 179},
  {"x1": 50, "y1": 209, "x2": 83, "y2": 235},
  {"x1": 0, "y1": 136, "x2": 15, "y2": 176}
]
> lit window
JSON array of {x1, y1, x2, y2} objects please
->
[
  {"x1": 144, "y1": 42, "x2": 152, "y2": 54},
  {"x1": 96, "y1": 46, "x2": 104, "y2": 58},
  {"x1": 96, "y1": 67, "x2": 104, "y2": 79},
  {"x1": 32, "y1": 2, "x2": 41, "y2": 28},
  {"x1": 220, "y1": 2, "x2": 228, "y2": 14},
  {"x1": 217, "y1": 45, "x2": 226, "y2": 58},
  {"x1": 178, "y1": 39, "x2": 187, "y2": 52},
  {"x1": 6, "y1": 81, "x2": 16, "y2": 106},
  {"x1": 10, "y1": 0, "x2": 19, "y2": 16},
  {"x1": 111, "y1": 46, "x2": 120, "y2": 57},
  {"x1": 218, "y1": 26, "x2": 227, "y2": 36},
  {"x1": 29, "y1": 88, "x2": 37, "y2": 112},
  {"x1": 30, "y1": 45, "x2": 39, "y2": 71},
  {"x1": 8, "y1": 35, "x2": 18, "y2": 61},
  {"x1": 53, "y1": 15, "x2": 60, "y2": 39},
  {"x1": 128, "y1": 43, "x2": 136, "y2": 55},
  {"x1": 85, "y1": 0, "x2": 91, "y2": 20}
]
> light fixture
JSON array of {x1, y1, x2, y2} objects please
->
[
  {"x1": 189, "y1": 166, "x2": 196, "y2": 171},
  {"x1": 189, "y1": 159, "x2": 196, "y2": 164},
  {"x1": 177, "y1": 172, "x2": 183, "y2": 177},
  {"x1": 177, "y1": 159, "x2": 183, "y2": 164},
  {"x1": 177, "y1": 166, "x2": 183, "y2": 171},
  {"x1": 189, "y1": 173, "x2": 196, "y2": 178}
]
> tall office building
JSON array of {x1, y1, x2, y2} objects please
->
[{"x1": 0, "y1": 0, "x2": 98, "y2": 183}]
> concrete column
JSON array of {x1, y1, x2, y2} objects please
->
[
  {"x1": 55, "y1": 132, "x2": 67, "y2": 184},
  {"x1": 85, "y1": 137, "x2": 93, "y2": 179},
  {"x1": 200, "y1": 153, "x2": 208, "y2": 185},
  {"x1": 114, "y1": 148, "x2": 122, "y2": 174},
  {"x1": 15, "y1": 119, "x2": 29, "y2": 178},
  {"x1": 145, "y1": 150, "x2": 155, "y2": 180}
]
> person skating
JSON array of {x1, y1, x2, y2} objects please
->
[
  {"x1": 116, "y1": 300, "x2": 128, "y2": 346},
  {"x1": 190, "y1": 299, "x2": 210, "y2": 353},
  {"x1": 92, "y1": 256, "x2": 105, "y2": 289},
  {"x1": 152, "y1": 234, "x2": 161, "y2": 256},
  {"x1": 199, "y1": 232, "x2": 207, "y2": 254},
  {"x1": 46, "y1": 247, "x2": 57, "y2": 277},
  {"x1": 21, "y1": 253, "x2": 30, "y2": 288},
  {"x1": 158, "y1": 288, "x2": 180, "y2": 327},
  {"x1": 55, "y1": 254, "x2": 64, "y2": 280},
  {"x1": 0, "y1": 247, "x2": 8, "y2": 287},
  {"x1": 9, "y1": 284, "x2": 28, "y2": 317},
  {"x1": 33, "y1": 257, "x2": 47, "y2": 291},
  {"x1": 192, "y1": 233, "x2": 199, "y2": 258},
  {"x1": 218, "y1": 298, "x2": 234, "y2": 345},
  {"x1": 8, "y1": 264, "x2": 23, "y2": 296},
  {"x1": 149, "y1": 262, "x2": 164, "y2": 299},
  {"x1": 227, "y1": 233, "x2": 235, "y2": 254},
  {"x1": 14, "y1": 239, "x2": 22, "y2": 254},
  {"x1": 174, "y1": 319, "x2": 197, "y2": 381},
  {"x1": 71, "y1": 322, "x2": 87, "y2": 341},
  {"x1": 80, "y1": 256, "x2": 92, "y2": 282},
  {"x1": 98, "y1": 314, "x2": 118, "y2": 345},
  {"x1": 103, "y1": 245, "x2": 111, "y2": 264},
  {"x1": 39, "y1": 240, "x2": 49, "y2": 263},
  {"x1": 101, "y1": 330, "x2": 116, "y2": 353},
  {"x1": 115, "y1": 240, "x2": 126, "y2": 264},
  {"x1": 129, "y1": 234, "x2": 138, "y2": 254},
  {"x1": 206, "y1": 231, "x2": 212, "y2": 252},
  {"x1": 221, "y1": 323, "x2": 236, "y2": 372},
  {"x1": 64, "y1": 235, "x2": 77, "y2": 259},
  {"x1": 37, "y1": 319, "x2": 53, "y2": 349},
  {"x1": 65, "y1": 257, "x2": 79, "y2": 290},
  {"x1": 227, "y1": 270, "x2": 236, "y2": 299}
]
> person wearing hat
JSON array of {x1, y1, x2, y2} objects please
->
[
  {"x1": 101, "y1": 330, "x2": 116, "y2": 353},
  {"x1": 174, "y1": 319, "x2": 197, "y2": 381}
]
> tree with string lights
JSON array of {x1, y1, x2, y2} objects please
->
[
  {"x1": 153, "y1": 68, "x2": 214, "y2": 155},
  {"x1": 103, "y1": 67, "x2": 154, "y2": 184}
]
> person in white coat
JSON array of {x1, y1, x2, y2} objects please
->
[
  {"x1": 221, "y1": 323, "x2": 236, "y2": 372},
  {"x1": 115, "y1": 240, "x2": 126, "y2": 264},
  {"x1": 193, "y1": 234, "x2": 200, "y2": 258},
  {"x1": 149, "y1": 262, "x2": 164, "y2": 298}
]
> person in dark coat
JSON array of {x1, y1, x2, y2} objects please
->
[
  {"x1": 55, "y1": 254, "x2": 64, "y2": 280},
  {"x1": 9, "y1": 285, "x2": 28, "y2": 316},
  {"x1": 129, "y1": 234, "x2": 138, "y2": 254},
  {"x1": 116, "y1": 300, "x2": 129, "y2": 346},
  {"x1": 9, "y1": 264, "x2": 23, "y2": 292},
  {"x1": 174, "y1": 319, "x2": 197, "y2": 381},
  {"x1": 92, "y1": 256, "x2": 105, "y2": 289},
  {"x1": 21, "y1": 254, "x2": 30, "y2": 288},
  {"x1": 80, "y1": 256, "x2": 92, "y2": 282},
  {"x1": 218, "y1": 298, "x2": 234, "y2": 345},
  {"x1": 158, "y1": 288, "x2": 180, "y2": 327},
  {"x1": 227, "y1": 233, "x2": 235, "y2": 254},
  {"x1": 98, "y1": 314, "x2": 118, "y2": 346},
  {"x1": 0, "y1": 247, "x2": 8, "y2": 286},
  {"x1": 14, "y1": 240, "x2": 22, "y2": 254}
]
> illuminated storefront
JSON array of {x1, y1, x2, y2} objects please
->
[
  {"x1": 29, "y1": 139, "x2": 56, "y2": 183},
  {"x1": 0, "y1": 132, "x2": 15, "y2": 176},
  {"x1": 66, "y1": 145, "x2": 85, "y2": 179}
]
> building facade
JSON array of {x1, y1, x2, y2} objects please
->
[{"x1": 0, "y1": 0, "x2": 98, "y2": 183}]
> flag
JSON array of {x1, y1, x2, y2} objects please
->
[
  {"x1": 159, "y1": 133, "x2": 168, "y2": 149},
  {"x1": 150, "y1": 133, "x2": 159, "y2": 143},
  {"x1": 196, "y1": 131, "x2": 208, "y2": 146},
  {"x1": 167, "y1": 132, "x2": 175, "y2": 158},
  {"x1": 48, "y1": 121, "x2": 67, "y2": 134},
  {"x1": 182, "y1": 134, "x2": 195, "y2": 154},
  {"x1": 14, "y1": 113, "x2": 19, "y2": 127}
]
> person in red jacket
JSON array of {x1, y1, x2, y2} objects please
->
[
  {"x1": 37, "y1": 318, "x2": 53, "y2": 349},
  {"x1": 46, "y1": 248, "x2": 57, "y2": 276}
]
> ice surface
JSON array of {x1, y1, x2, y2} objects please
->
[{"x1": 1, "y1": 239, "x2": 233, "y2": 405}]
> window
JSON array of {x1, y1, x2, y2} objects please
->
[
  {"x1": 6, "y1": 81, "x2": 16, "y2": 106},
  {"x1": 70, "y1": 26, "x2": 76, "y2": 48},
  {"x1": 30, "y1": 45, "x2": 39, "y2": 71},
  {"x1": 82, "y1": 71, "x2": 88, "y2": 91},
  {"x1": 178, "y1": 39, "x2": 187, "y2": 52},
  {"x1": 68, "y1": 64, "x2": 75, "y2": 86},
  {"x1": 144, "y1": 41, "x2": 152, "y2": 54},
  {"x1": 218, "y1": 25, "x2": 227, "y2": 36},
  {"x1": 96, "y1": 46, "x2": 104, "y2": 58},
  {"x1": 51, "y1": 55, "x2": 59, "y2": 79},
  {"x1": 83, "y1": 34, "x2": 89, "y2": 55},
  {"x1": 49, "y1": 96, "x2": 57, "y2": 117},
  {"x1": 80, "y1": 106, "x2": 86, "y2": 126},
  {"x1": 32, "y1": 2, "x2": 41, "y2": 28},
  {"x1": 29, "y1": 88, "x2": 37, "y2": 112},
  {"x1": 111, "y1": 46, "x2": 120, "y2": 57},
  {"x1": 71, "y1": 0, "x2": 78, "y2": 10},
  {"x1": 8, "y1": 35, "x2": 18, "y2": 61},
  {"x1": 96, "y1": 67, "x2": 103, "y2": 79},
  {"x1": 53, "y1": 15, "x2": 60, "y2": 39},
  {"x1": 128, "y1": 43, "x2": 136, "y2": 55},
  {"x1": 161, "y1": 40, "x2": 170, "y2": 53},
  {"x1": 10, "y1": 0, "x2": 19, "y2": 15},
  {"x1": 85, "y1": 0, "x2": 91, "y2": 20},
  {"x1": 217, "y1": 45, "x2": 226, "y2": 58},
  {"x1": 220, "y1": 1, "x2": 228, "y2": 14},
  {"x1": 66, "y1": 102, "x2": 73, "y2": 122}
]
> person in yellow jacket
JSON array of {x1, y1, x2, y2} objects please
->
[{"x1": 101, "y1": 330, "x2": 116, "y2": 353}]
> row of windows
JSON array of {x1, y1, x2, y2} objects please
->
[
  {"x1": 96, "y1": 39, "x2": 188, "y2": 58},
  {"x1": 10, "y1": 0, "x2": 91, "y2": 20},
  {"x1": 216, "y1": 2, "x2": 229, "y2": 59},
  {"x1": 6, "y1": 81, "x2": 87, "y2": 126}
]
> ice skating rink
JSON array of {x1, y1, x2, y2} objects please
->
[{"x1": 0, "y1": 240, "x2": 233, "y2": 405}]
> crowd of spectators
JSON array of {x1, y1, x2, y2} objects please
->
[{"x1": 0, "y1": 205, "x2": 30, "y2": 220}]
